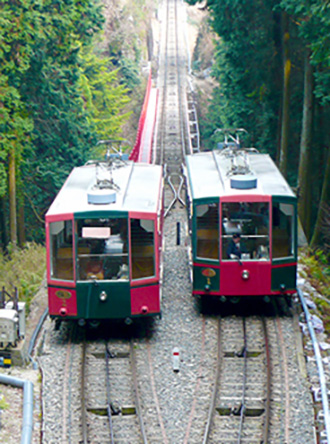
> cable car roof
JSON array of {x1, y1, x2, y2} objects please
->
[
  {"x1": 46, "y1": 162, "x2": 163, "y2": 217},
  {"x1": 185, "y1": 150, "x2": 296, "y2": 200}
]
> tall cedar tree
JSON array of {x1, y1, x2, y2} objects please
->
[
  {"x1": 280, "y1": 0, "x2": 330, "y2": 245},
  {"x1": 0, "y1": 0, "x2": 36, "y2": 247},
  {"x1": 189, "y1": 0, "x2": 282, "y2": 155},
  {"x1": 15, "y1": 0, "x2": 104, "y2": 243},
  {"x1": 186, "y1": 0, "x2": 329, "y2": 247}
]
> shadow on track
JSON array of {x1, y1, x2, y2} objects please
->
[{"x1": 197, "y1": 294, "x2": 293, "y2": 318}]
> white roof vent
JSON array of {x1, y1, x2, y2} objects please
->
[
  {"x1": 230, "y1": 174, "x2": 257, "y2": 190},
  {"x1": 87, "y1": 188, "x2": 116, "y2": 204}
]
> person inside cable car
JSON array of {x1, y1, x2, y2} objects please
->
[{"x1": 226, "y1": 233, "x2": 248, "y2": 259}]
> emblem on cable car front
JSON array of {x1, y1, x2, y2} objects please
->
[
  {"x1": 202, "y1": 268, "x2": 216, "y2": 278},
  {"x1": 55, "y1": 290, "x2": 72, "y2": 300}
]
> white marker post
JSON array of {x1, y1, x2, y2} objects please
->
[{"x1": 172, "y1": 347, "x2": 180, "y2": 372}]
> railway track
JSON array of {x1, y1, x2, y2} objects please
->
[
  {"x1": 180, "y1": 307, "x2": 311, "y2": 444},
  {"x1": 207, "y1": 317, "x2": 271, "y2": 443},
  {"x1": 155, "y1": 0, "x2": 192, "y2": 215},
  {"x1": 80, "y1": 337, "x2": 147, "y2": 444}
]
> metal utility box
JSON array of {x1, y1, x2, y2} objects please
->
[
  {"x1": 0, "y1": 310, "x2": 19, "y2": 348},
  {"x1": 6, "y1": 302, "x2": 26, "y2": 338}
]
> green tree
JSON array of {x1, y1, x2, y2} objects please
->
[
  {"x1": 0, "y1": 0, "x2": 37, "y2": 247},
  {"x1": 186, "y1": 0, "x2": 329, "y2": 247},
  {"x1": 188, "y1": 0, "x2": 283, "y2": 155},
  {"x1": 278, "y1": 11, "x2": 291, "y2": 177},
  {"x1": 78, "y1": 49, "x2": 131, "y2": 152},
  {"x1": 17, "y1": 0, "x2": 105, "y2": 242},
  {"x1": 280, "y1": 0, "x2": 330, "y2": 243}
]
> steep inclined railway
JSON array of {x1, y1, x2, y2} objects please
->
[
  {"x1": 38, "y1": 1, "x2": 316, "y2": 443},
  {"x1": 155, "y1": 0, "x2": 192, "y2": 214}
]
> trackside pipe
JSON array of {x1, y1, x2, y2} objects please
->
[
  {"x1": 0, "y1": 374, "x2": 33, "y2": 444},
  {"x1": 298, "y1": 288, "x2": 330, "y2": 443},
  {"x1": 28, "y1": 307, "x2": 49, "y2": 370}
]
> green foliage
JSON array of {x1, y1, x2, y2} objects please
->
[
  {"x1": 195, "y1": 0, "x2": 283, "y2": 157},
  {"x1": 0, "y1": 0, "x2": 153, "y2": 247},
  {"x1": 0, "y1": 163, "x2": 7, "y2": 198},
  {"x1": 0, "y1": 0, "x2": 107, "y2": 244},
  {"x1": 0, "y1": 0, "x2": 37, "y2": 197},
  {"x1": 0, "y1": 243, "x2": 46, "y2": 311},
  {"x1": 119, "y1": 57, "x2": 141, "y2": 91},
  {"x1": 187, "y1": 0, "x2": 329, "y2": 242},
  {"x1": 0, "y1": 394, "x2": 9, "y2": 410},
  {"x1": 78, "y1": 49, "x2": 131, "y2": 145},
  {"x1": 0, "y1": 0, "x2": 106, "y2": 245},
  {"x1": 300, "y1": 247, "x2": 330, "y2": 333},
  {"x1": 299, "y1": 248, "x2": 330, "y2": 298}
]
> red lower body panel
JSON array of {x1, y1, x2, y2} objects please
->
[
  {"x1": 131, "y1": 285, "x2": 160, "y2": 315},
  {"x1": 48, "y1": 287, "x2": 77, "y2": 316},
  {"x1": 220, "y1": 261, "x2": 271, "y2": 296}
]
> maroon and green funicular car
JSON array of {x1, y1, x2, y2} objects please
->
[{"x1": 46, "y1": 158, "x2": 164, "y2": 327}]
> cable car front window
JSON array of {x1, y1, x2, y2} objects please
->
[
  {"x1": 77, "y1": 218, "x2": 128, "y2": 281},
  {"x1": 131, "y1": 219, "x2": 155, "y2": 280},
  {"x1": 196, "y1": 203, "x2": 219, "y2": 260},
  {"x1": 272, "y1": 202, "x2": 294, "y2": 259},
  {"x1": 49, "y1": 220, "x2": 74, "y2": 281},
  {"x1": 222, "y1": 202, "x2": 269, "y2": 261}
]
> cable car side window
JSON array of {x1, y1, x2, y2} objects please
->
[
  {"x1": 196, "y1": 203, "x2": 219, "y2": 260},
  {"x1": 221, "y1": 202, "x2": 270, "y2": 261},
  {"x1": 77, "y1": 218, "x2": 128, "y2": 281},
  {"x1": 272, "y1": 203, "x2": 294, "y2": 259},
  {"x1": 50, "y1": 220, "x2": 74, "y2": 281},
  {"x1": 131, "y1": 219, "x2": 155, "y2": 280}
]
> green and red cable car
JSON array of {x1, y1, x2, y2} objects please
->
[
  {"x1": 185, "y1": 143, "x2": 297, "y2": 301},
  {"x1": 45, "y1": 158, "x2": 164, "y2": 326}
]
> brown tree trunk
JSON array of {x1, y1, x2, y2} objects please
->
[
  {"x1": 279, "y1": 12, "x2": 291, "y2": 177},
  {"x1": 18, "y1": 197, "x2": 26, "y2": 247},
  {"x1": 310, "y1": 147, "x2": 330, "y2": 248},
  {"x1": 297, "y1": 49, "x2": 313, "y2": 240},
  {"x1": 9, "y1": 149, "x2": 17, "y2": 248},
  {"x1": 0, "y1": 196, "x2": 8, "y2": 249}
]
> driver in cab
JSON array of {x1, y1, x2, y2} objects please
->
[{"x1": 227, "y1": 233, "x2": 247, "y2": 259}]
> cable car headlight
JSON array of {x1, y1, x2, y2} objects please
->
[
  {"x1": 99, "y1": 291, "x2": 107, "y2": 302},
  {"x1": 242, "y1": 270, "x2": 250, "y2": 280}
]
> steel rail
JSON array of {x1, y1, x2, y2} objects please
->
[
  {"x1": 261, "y1": 317, "x2": 271, "y2": 444},
  {"x1": 105, "y1": 344, "x2": 115, "y2": 444},
  {"x1": 298, "y1": 288, "x2": 330, "y2": 443},
  {"x1": 271, "y1": 306, "x2": 291, "y2": 443},
  {"x1": 164, "y1": 172, "x2": 185, "y2": 217},
  {"x1": 130, "y1": 340, "x2": 148, "y2": 443},
  {"x1": 237, "y1": 318, "x2": 247, "y2": 443},
  {"x1": 177, "y1": 175, "x2": 186, "y2": 206},
  {"x1": 164, "y1": 174, "x2": 178, "y2": 218},
  {"x1": 81, "y1": 339, "x2": 88, "y2": 444},
  {"x1": 202, "y1": 317, "x2": 222, "y2": 444}
]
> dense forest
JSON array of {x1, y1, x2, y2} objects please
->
[
  {"x1": 0, "y1": 0, "x2": 329, "y2": 256},
  {"x1": 187, "y1": 0, "x2": 330, "y2": 251},
  {"x1": 0, "y1": 0, "x2": 151, "y2": 249}
]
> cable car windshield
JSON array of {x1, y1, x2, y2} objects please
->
[
  {"x1": 76, "y1": 218, "x2": 128, "y2": 281},
  {"x1": 222, "y1": 202, "x2": 269, "y2": 261}
]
